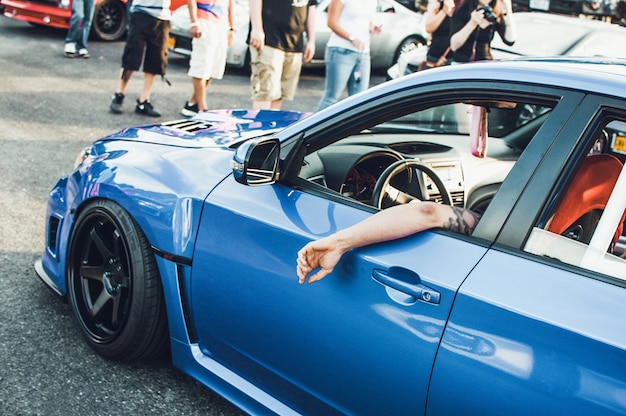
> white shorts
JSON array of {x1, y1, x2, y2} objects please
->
[{"x1": 188, "y1": 19, "x2": 229, "y2": 80}]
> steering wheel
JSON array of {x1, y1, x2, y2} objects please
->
[{"x1": 371, "y1": 160, "x2": 453, "y2": 209}]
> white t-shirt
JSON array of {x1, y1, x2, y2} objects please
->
[{"x1": 326, "y1": 0, "x2": 377, "y2": 52}]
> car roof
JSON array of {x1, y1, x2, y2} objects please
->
[
  {"x1": 278, "y1": 58, "x2": 626, "y2": 141},
  {"x1": 392, "y1": 58, "x2": 626, "y2": 94}
]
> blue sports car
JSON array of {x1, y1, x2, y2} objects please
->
[{"x1": 36, "y1": 58, "x2": 626, "y2": 415}]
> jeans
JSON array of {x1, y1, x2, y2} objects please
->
[
  {"x1": 317, "y1": 46, "x2": 371, "y2": 111},
  {"x1": 65, "y1": 0, "x2": 96, "y2": 49}
]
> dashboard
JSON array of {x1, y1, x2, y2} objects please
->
[{"x1": 300, "y1": 132, "x2": 515, "y2": 211}]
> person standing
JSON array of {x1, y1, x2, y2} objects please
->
[
  {"x1": 449, "y1": 0, "x2": 516, "y2": 63},
  {"x1": 316, "y1": 0, "x2": 379, "y2": 111},
  {"x1": 181, "y1": 0, "x2": 235, "y2": 116},
  {"x1": 63, "y1": 0, "x2": 96, "y2": 58},
  {"x1": 109, "y1": 0, "x2": 172, "y2": 117},
  {"x1": 248, "y1": 0, "x2": 316, "y2": 110},
  {"x1": 423, "y1": 0, "x2": 456, "y2": 67}
]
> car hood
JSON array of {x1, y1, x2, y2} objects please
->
[{"x1": 99, "y1": 109, "x2": 311, "y2": 148}]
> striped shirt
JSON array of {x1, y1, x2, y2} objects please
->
[
  {"x1": 131, "y1": 0, "x2": 172, "y2": 21},
  {"x1": 197, "y1": 0, "x2": 230, "y2": 22}
]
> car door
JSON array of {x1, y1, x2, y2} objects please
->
[
  {"x1": 427, "y1": 97, "x2": 626, "y2": 415},
  {"x1": 191, "y1": 178, "x2": 488, "y2": 415},
  {"x1": 188, "y1": 81, "x2": 585, "y2": 414}
]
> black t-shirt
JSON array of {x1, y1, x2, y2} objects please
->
[
  {"x1": 450, "y1": 0, "x2": 509, "y2": 63},
  {"x1": 427, "y1": 1, "x2": 452, "y2": 61},
  {"x1": 254, "y1": 0, "x2": 316, "y2": 53}
]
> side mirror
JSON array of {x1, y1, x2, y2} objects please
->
[{"x1": 232, "y1": 137, "x2": 281, "y2": 186}]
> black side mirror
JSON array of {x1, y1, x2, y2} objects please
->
[{"x1": 232, "y1": 137, "x2": 281, "y2": 185}]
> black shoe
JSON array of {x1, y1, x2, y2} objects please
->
[
  {"x1": 181, "y1": 101, "x2": 199, "y2": 116},
  {"x1": 110, "y1": 92, "x2": 124, "y2": 114},
  {"x1": 135, "y1": 99, "x2": 161, "y2": 117}
]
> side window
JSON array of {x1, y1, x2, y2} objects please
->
[
  {"x1": 299, "y1": 96, "x2": 554, "y2": 218},
  {"x1": 524, "y1": 118, "x2": 626, "y2": 280}
]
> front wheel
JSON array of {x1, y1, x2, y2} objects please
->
[
  {"x1": 394, "y1": 36, "x2": 425, "y2": 64},
  {"x1": 67, "y1": 199, "x2": 169, "y2": 361},
  {"x1": 92, "y1": 0, "x2": 127, "y2": 41}
]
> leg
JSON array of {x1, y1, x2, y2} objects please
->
[
  {"x1": 135, "y1": 72, "x2": 161, "y2": 117},
  {"x1": 110, "y1": 68, "x2": 133, "y2": 113},
  {"x1": 251, "y1": 46, "x2": 284, "y2": 110},
  {"x1": 347, "y1": 52, "x2": 371, "y2": 97},
  {"x1": 65, "y1": 0, "x2": 85, "y2": 45},
  {"x1": 317, "y1": 47, "x2": 358, "y2": 111},
  {"x1": 270, "y1": 99, "x2": 283, "y2": 110},
  {"x1": 139, "y1": 73, "x2": 157, "y2": 102},
  {"x1": 190, "y1": 77, "x2": 212, "y2": 111},
  {"x1": 78, "y1": 0, "x2": 96, "y2": 51},
  {"x1": 277, "y1": 50, "x2": 303, "y2": 109},
  {"x1": 117, "y1": 68, "x2": 134, "y2": 95}
]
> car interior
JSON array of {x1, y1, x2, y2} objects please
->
[
  {"x1": 298, "y1": 98, "x2": 551, "y2": 214},
  {"x1": 526, "y1": 118, "x2": 626, "y2": 279},
  {"x1": 296, "y1": 98, "x2": 626, "y2": 279}
]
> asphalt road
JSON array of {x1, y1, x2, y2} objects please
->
[{"x1": 0, "y1": 15, "x2": 389, "y2": 416}]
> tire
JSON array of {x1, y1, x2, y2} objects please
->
[
  {"x1": 394, "y1": 36, "x2": 424, "y2": 64},
  {"x1": 92, "y1": 0, "x2": 127, "y2": 41},
  {"x1": 67, "y1": 199, "x2": 169, "y2": 361}
]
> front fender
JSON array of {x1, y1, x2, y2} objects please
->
[{"x1": 38, "y1": 141, "x2": 233, "y2": 295}]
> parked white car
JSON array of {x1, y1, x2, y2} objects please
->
[
  {"x1": 169, "y1": 0, "x2": 429, "y2": 71},
  {"x1": 387, "y1": 12, "x2": 626, "y2": 79}
]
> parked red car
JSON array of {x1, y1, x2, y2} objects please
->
[{"x1": 0, "y1": 0, "x2": 185, "y2": 41}]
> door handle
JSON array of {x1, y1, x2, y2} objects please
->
[{"x1": 372, "y1": 268, "x2": 440, "y2": 304}]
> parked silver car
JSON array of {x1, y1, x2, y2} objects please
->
[
  {"x1": 168, "y1": 0, "x2": 429, "y2": 71},
  {"x1": 387, "y1": 12, "x2": 626, "y2": 79}
]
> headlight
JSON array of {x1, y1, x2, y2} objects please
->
[{"x1": 74, "y1": 147, "x2": 91, "y2": 169}]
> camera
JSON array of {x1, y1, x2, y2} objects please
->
[{"x1": 476, "y1": 5, "x2": 497, "y2": 23}]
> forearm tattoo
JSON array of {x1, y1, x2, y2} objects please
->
[{"x1": 443, "y1": 207, "x2": 482, "y2": 235}]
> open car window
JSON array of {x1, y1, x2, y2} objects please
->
[{"x1": 297, "y1": 95, "x2": 555, "y2": 220}]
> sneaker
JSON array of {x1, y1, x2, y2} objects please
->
[
  {"x1": 78, "y1": 48, "x2": 90, "y2": 59},
  {"x1": 64, "y1": 42, "x2": 77, "y2": 57},
  {"x1": 110, "y1": 92, "x2": 124, "y2": 114},
  {"x1": 181, "y1": 101, "x2": 199, "y2": 116},
  {"x1": 135, "y1": 99, "x2": 161, "y2": 117}
]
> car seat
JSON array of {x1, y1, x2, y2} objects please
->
[{"x1": 547, "y1": 153, "x2": 626, "y2": 250}]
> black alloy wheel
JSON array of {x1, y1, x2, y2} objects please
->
[
  {"x1": 67, "y1": 199, "x2": 169, "y2": 361},
  {"x1": 92, "y1": 0, "x2": 128, "y2": 41}
]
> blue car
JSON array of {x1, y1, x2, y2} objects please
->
[{"x1": 36, "y1": 58, "x2": 626, "y2": 415}]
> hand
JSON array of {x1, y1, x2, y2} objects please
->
[
  {"x1": 190, "y1": 25, "x2": 202, "y2": 39},
  {"x1": 443, "y1": 0, "x2": 455, "y2": 15},
  {"x1": 227, "y1": 29, "x2": 235, "y2": 47},
  {"x1": 351, "y1": 37, "x2": 366, "y2": 51},
  {"x1": 471, "y1": 9, "x2": 492, "y2": 29},
  {"x1": 249, "y1": 26, "x2": 265, "y2": 50},
  {"x1": 296, "y1": 237, "x2": 345, "y2": 284},
  {"x1": 303, "y1": 42, "x2": 315, "y2": 63}
]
